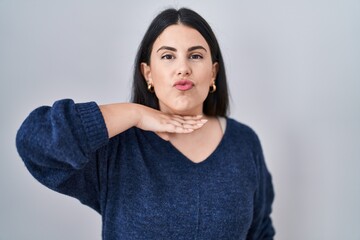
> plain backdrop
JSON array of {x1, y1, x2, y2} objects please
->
[{"x1": 1, "y1": 0, "x2": 359, "y2": 239}]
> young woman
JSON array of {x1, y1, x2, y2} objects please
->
[{"x1": 16, "y1": 8, "x2": 275, "y2": 239}]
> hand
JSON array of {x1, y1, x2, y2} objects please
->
[{"x1": 135, "y1": 105, "x2": 208, "y2": 141}]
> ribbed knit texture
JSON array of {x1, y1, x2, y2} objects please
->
[{"x1": 16, "y1": 99, "x2": 275, "y2": 239}]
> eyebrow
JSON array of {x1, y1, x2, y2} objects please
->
[{"x1": 156, "y1": 45, "x2": 207, "y2": 53}]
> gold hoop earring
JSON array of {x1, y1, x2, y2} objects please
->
[
  {"x1": 209, "y1": 82, "x2": 216, "y2": 93},
  {"x1": 147, "y1": 82, "x2": 155, "y2": 93}
]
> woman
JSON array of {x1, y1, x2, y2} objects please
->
[{"x1": 16, "y1": 7, "x2": 275, "y2": 239}]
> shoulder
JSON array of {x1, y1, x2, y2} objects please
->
[
  {"x1": 224, "y1": 117, "x2": 264, "y2": 155},
  {"x1": 225, "y1": 118, "x2": 260, "y2": 142},
  {"x1": 224, "y1": 118, "x2": 268, "y2": 174}
]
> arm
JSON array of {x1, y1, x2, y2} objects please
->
[
  {"x1": 246, "y1": 135, "x2": 275, "y2": 239},
  {"x1": 16, "y1": 99, "x2": 206, "y2": 211},
  {"x1": 99, "y1": 102, "x2": 207, "y2": 139},
  {"x1": 16, "y1": 99, "x2": 108, "y2": 212}
]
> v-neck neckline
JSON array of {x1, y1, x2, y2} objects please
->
[{"x1": 146, "y1": 118, "x2": 229, "y2": 166}]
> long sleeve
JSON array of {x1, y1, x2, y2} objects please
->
[
  {"x1": 246, "y1": 133, "x2": 276, "y2": 239},
  {"x1": 16, "y1": 99, "x2": 109, "y2": 213},
  {"x1": 16, "y1": 109, "x2": 275, "y2": 239}
]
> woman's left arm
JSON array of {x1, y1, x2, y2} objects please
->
[{"x1": 247, "y1": 135, "x2": 275, "y2": 239}]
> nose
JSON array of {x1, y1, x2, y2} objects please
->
[{"x1": 177, "y1": 58, "x2": 192, "y2": 77}]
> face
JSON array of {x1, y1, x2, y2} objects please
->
[{"x1": 141, "y1": 24, "x2": 218, "y2": 115}]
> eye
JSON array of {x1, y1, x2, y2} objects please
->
[
  {"x1": 161, "y1": 54, "x2": 175, "y2": 60},
  {"x1": 189, "y1": 54, "x2": 203, "y2": 60}
]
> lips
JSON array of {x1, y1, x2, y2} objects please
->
[{"x1": 174, "y1": 80, "x2": 194, "y2": 91}]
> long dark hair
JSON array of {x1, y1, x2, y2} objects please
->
[{"x1": 131, "y1": 8, "x2": 229, "y2": 116}]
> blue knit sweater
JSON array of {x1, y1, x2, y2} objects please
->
[{"x1": 16, "y1": 99, "x2": 275, "y2": 239}]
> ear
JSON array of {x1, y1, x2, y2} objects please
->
[
  {"x1": 141, "y1": 62, "x2": 152, "y2": 83},
  {"x1": 211, "y1": 62, "x2": 219, "y2": 83}
]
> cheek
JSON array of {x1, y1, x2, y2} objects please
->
[
  {"x1": 150, "y1": 69, "x2": 171, "y2": 98},
  {"x1": 199, "y1": 66, "x2": 215, "y2": 85},
  {"x1": 150, "y1": 66, "x2": 170, "y2": 86},
  {"x1": 152, "y1": 76, "x2": 169, "y2": 91}
]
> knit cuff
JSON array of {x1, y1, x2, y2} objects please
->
[{"x1": 76, "y1": 102, "x2": 109, "y2": 152}]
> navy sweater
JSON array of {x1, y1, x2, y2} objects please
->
[{"x1": 16, "y1": 99, "x2": 275, "y2": 239}]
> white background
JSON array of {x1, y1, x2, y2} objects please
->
[{"x1": 1, "y1": 0, "x2": 359, "y2": 239}]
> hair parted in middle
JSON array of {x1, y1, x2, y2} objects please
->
[{"x1": 131, "y1": 7, "x2": 229, "y2": 117}]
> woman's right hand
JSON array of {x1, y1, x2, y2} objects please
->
[
  {"x1": 99, "y1": 103, "x2": 207, "y2": 139},
  {"x1": 135, "y1": 104, "x2": 207, "y2": 140}
]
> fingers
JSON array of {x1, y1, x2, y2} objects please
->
[
  {"x1": 172, "y1": 114, "x2": 203, "y2": 123},
  {"x1": 136, "y1": 105, "x2": 208, "y2": 134},
  {"x1": 164, "y1": 115, "x2": 208, "y2": 133}
]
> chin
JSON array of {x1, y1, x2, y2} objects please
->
[
  {"x1": 170, "y1": 106, "x2": 202, "y2": 116},
  {"x1": 159, "y1": 96, "x2": 204, "y2": 115},
  {"x1": 159, "y1": 103, "x2": 201, "y2": 116}
]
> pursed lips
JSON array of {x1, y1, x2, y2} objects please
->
[{"x1": 173, "y1": 80, "x2": 194, "y2": 91}]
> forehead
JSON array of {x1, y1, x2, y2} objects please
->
[{"x1": 153, "y1": 24, "x2": 210, "y2": 51}]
